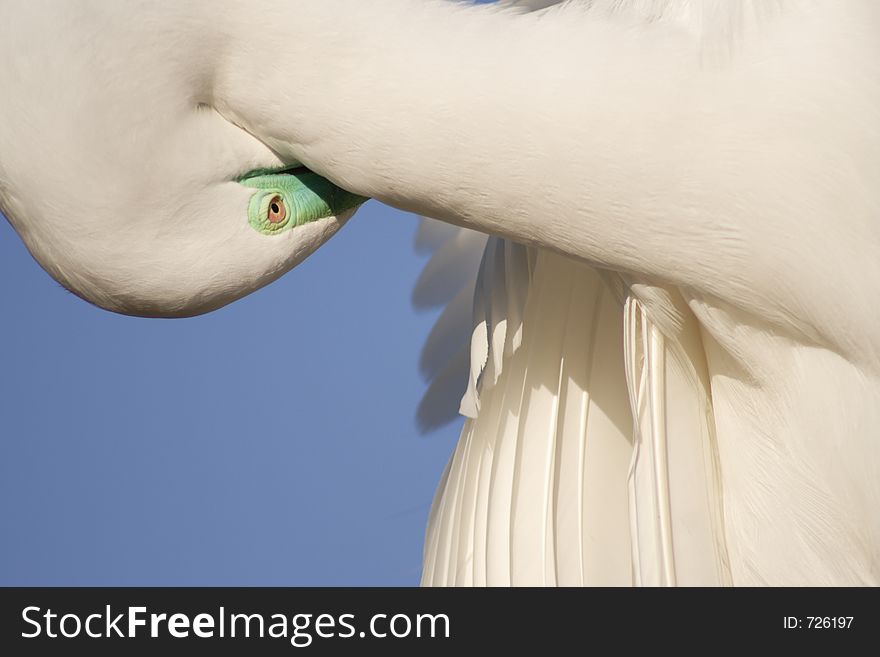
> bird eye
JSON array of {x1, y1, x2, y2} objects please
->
[
  {"x1": 244, "y1": 190, "x2": 292, "y2": 235},
  {"x1": 267, "y1": 195, "x2": 287, "y2": 224}
]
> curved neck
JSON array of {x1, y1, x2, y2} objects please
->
[
  {"x1": 214, "y1": 1, "x2": 700, "y2": 270},
  {"x1": 213, "y1": 1, "x2": 878, "y2": 360}
]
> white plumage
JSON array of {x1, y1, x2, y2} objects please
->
[{"x1": 1, "y1": 0, "x2": 878, "y2": 585}]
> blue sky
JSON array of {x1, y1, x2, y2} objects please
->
[{"x1": 0, "y1": 200, "x2": 463, "y2": 585}]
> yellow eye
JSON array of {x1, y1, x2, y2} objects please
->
[{"x1": 267, "y1": 195, "x2": 287, "y2": 224}]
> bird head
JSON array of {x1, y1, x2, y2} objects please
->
[
  {"x1": 0, "y1": 95, "x2": 368, "y2": 319},
  {"x1": 1, "y1": 158, "x2": 367, "y2": 318},
  {"x1": 0, "y1": 2, "x2": 383, "y2": 318}
]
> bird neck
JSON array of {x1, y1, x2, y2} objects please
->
[
  {"x1": 213, "y1": 0, "x2": 699, "y2": 271},
  {"x1": 213, "y1": 0, "x2": 876, "y2": 365}
]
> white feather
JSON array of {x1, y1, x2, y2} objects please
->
[
  {"x1": 2, "y1": 0, "x2": 878, "y2": 586},
  {"x1": 425, "y1": 251, "x2": 635, "y2": 585}
]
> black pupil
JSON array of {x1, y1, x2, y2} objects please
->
[{"x1": 271, "y1": 202, "x2": 280, "y2": 214}]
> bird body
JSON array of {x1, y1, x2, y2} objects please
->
[
  {"x1": 423, "y1": 243, "x2": 880, "y2": 585},
  {"x1": 1, "y1": 0, "x2": 878, "y2": 585}
]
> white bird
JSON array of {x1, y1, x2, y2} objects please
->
[{"x1": 1, "y1": 0, "x2": 878, "y2": 586}]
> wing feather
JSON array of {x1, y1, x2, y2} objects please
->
[
  {"x1": 424, "y1": 250, "x2": 635, "y2": 585},
  {"x1": 412, "y1": 226, "x2": 486, "y2": 311},
  {"x1": 414, "y1": 217, "x2": 531, "y2": 431},
  {"x1": 412, "y1": 218, "x2": 486, "y2": 431}
]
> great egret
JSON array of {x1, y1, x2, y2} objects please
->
[{"x1": 1, "y1": 0, "x2": 877, "y2": 586}]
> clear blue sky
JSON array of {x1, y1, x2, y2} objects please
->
[{"x1": 0, "y1": 200, "x2": 463, "y2": 585}]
